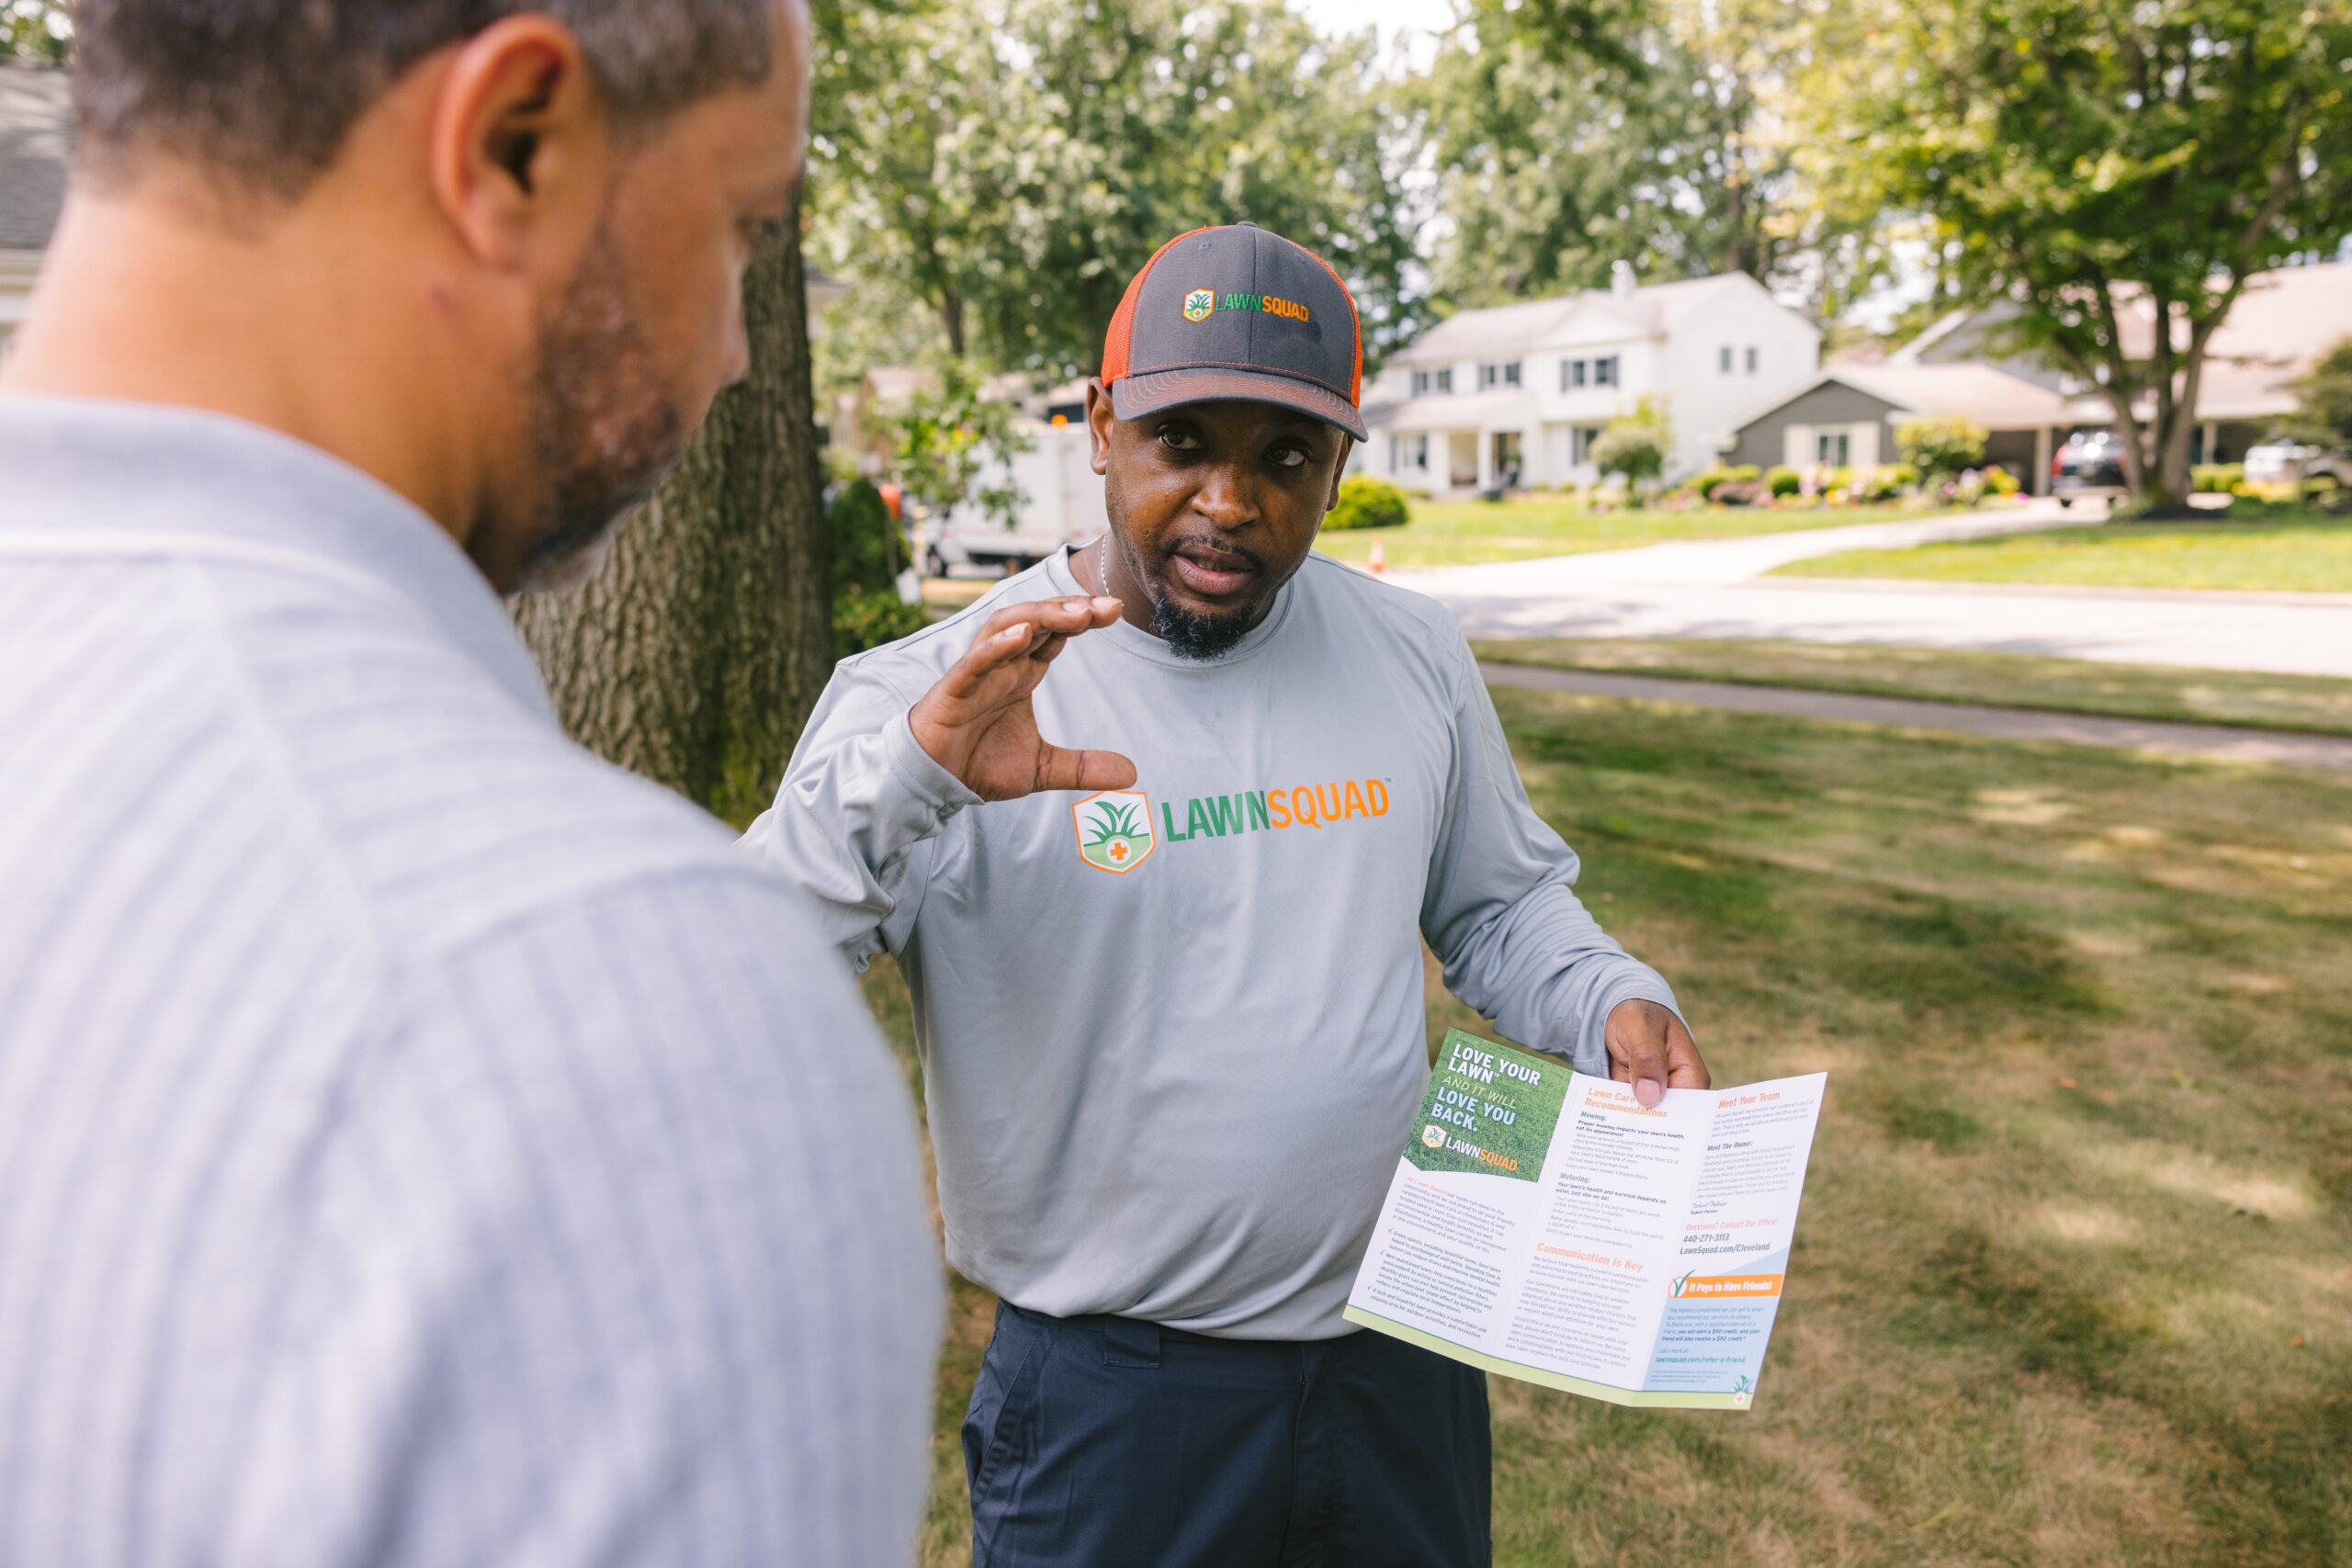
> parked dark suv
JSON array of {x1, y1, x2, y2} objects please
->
[{"x1": 2052, "y1": 431, "x2": 2128, "y2": 507}]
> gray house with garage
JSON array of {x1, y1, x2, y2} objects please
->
[{"x1": 1714, "y1": 362, "x2": 2078, "y2": 494}]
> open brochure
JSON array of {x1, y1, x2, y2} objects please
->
[{"x1": 1344, "y1": 1029, "x2": 1826, "y2": 1410}]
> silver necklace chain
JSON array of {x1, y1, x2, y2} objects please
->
[{"x1": 1095, "y1": 529, "x2": 1109, "y2": 595}]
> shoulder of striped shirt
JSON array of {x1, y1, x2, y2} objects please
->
[{"x1": 17, "y1": 527, "x2": 818, "y2": 971}]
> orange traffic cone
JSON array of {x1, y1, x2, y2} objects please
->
[{"x1": 1369, "y1": 539, "x2": 1386, "y2": 575}]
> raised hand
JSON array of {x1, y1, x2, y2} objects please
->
[
  {"x1": 910, "y1": 596, "x2": 1138, "y2": 801},
  {"x1": 1604, "y1": 999, "x2": 1710, "y2": 1108}
]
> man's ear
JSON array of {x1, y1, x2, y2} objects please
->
[
  {"x1": 425, "y1": 16, "x2": 609, "y2": 272},
  {"x1": 1085, "y1": 377, "x2": 1116, "y2": 476}
]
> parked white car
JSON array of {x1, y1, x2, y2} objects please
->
[
  {"x1": 2243, "y1": 441, "x2": 2332, "y2": 487},
  {"x1": 917, "y1": 421, "x2": 1107, "y2": 577}
]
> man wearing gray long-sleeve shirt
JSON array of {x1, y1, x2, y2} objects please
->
[{"x1": 745, "y1": 224, "x2": 1709, "y2": 1566}]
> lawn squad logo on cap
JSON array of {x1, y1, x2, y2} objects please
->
[{"x1": 1101, "y1": 221, "x2": 1366, "y2": 440}]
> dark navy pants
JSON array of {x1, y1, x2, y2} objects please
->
[{"x1": 963, "y1": 1301, "x2": 1491, "y2": 1567}]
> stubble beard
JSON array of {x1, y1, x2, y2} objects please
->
[{"x1": 509, "y1": 210, "x2": 688, "y2": 596}]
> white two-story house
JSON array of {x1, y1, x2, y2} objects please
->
[{"x1": 1357, "y1": 264, "x2": 1820, "y2": 491}]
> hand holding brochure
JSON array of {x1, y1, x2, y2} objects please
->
[{"x1": 1344, "y1": 1029, "x2": 1826, "y2": 1410}]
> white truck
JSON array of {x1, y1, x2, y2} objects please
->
[{"x1": 915, "y1": 419, "x2": 1107, "y2": 577}]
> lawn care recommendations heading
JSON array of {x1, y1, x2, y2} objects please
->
[{"x1": 1346, "y1": 1030, "x2": 1826, "y2": 1410}]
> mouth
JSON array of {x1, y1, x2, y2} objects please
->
[{"x1": 1164, "y1": 539, "x2": 1261, "y2": 600}]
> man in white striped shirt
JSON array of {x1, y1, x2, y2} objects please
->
[{"x1": 0, "y1": 4, "x2": 936, "y2": 1565}]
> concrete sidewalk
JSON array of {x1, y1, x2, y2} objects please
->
[
  {"x1": 1386, "y1": 500, "x2": 2352, "y2": 680},
  {"x1": 1481, "y1": 662, "x2": 2352, "y2": 773},
  {"x1": 1412, "y1": 499, "x2": 2093, "y2": 592}
]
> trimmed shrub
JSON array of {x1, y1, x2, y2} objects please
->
[
  {"x1": 1850, "y1": 464, "x2": 1909, "y2": 502},
  {"x1": 1677, "y1": 463, "x2": 1758, "y2": 498},
  {"x1": 1896, "y1": 415, "x2": 1991, "y2": 476},
  {"x1": 1591, "y1": 423, "x2": 1668, "y2": 487},
  {"x1": 2193, "y1": 464, "x2": 2245, "y2": 493},
  {"x1": 833, "y1": 586, "x2": 930, "y2": 658},
  {"x1": 1765, "y1": 464, "x2": 1803, "y2": 497},
  {"x1": 1711, "y1": 479, "x2": 1770, "y2": 507},
  {"x1": 1326, "y1": 474, "x2": 1411, "y2": 530},
  {"x1": 829, "y1": 479, "x2": 901, "y2": 595}
]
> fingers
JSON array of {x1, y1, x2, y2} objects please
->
[
  {"x1": 1622, "y1": 1030, "x2": 1671, "y2": 1108},
  {"x1": 1034, "y1": 744, "x2": 1139, "y2": 794},
  {"x1": 1606, "y1": 998, "x2": 1677, "y2": 1108},
  {"x1": 940, "y1": 597, "x2": 1121, "y2": 699},
  {"x1": 1664, "y1": 1014, "x2": 1711, "y2": 1090}
]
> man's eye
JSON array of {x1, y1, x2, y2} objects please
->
[
  {"x1": 1269, "y1": 446, "x2": 1308, "y2": 468},
  {"x1": 1159, "y1": 426, "x2": 1204, "y2": 451}
]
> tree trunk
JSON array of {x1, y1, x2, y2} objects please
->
[
  {"x1": 513, "y1": 184, "x2": 835, "y2": 829},
  {"x1": 942, "y1": 288, "x2": 967, "y2": 358}
]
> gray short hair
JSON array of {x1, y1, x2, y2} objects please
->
[{"x1": 74, "y1": 0, "x2": 778, "y2": 198}]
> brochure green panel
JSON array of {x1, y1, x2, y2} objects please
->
[{"x1": 1405, "y1": 1029, "x2": 1571, "y2": 1184}]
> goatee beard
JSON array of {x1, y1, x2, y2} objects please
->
[{"x1": 1150, "y1": 595, "x2": 1258, "y2": 660}]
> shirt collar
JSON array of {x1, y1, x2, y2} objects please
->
[{"x1": 0, "y1": 393, "x2": 554, "y2": 722}]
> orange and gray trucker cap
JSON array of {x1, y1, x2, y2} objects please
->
[{"x1": 1102, "y1": 221, "x2": 1366, "y2": 441}]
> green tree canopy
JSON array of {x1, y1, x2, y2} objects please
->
[
  {"x1": 883, "y1": 355, "x2": 1034, "y2": 528},
  {"x1": 811, "y1": 0, "x2": 1421, "y2": 378},
  {"x1": 1419, "y1": 0, "x2": 1817, "y2": 308},
  {"x1": 0, "y1": 0, "x2": 69, "y2": 61},
  {"x1": 1798, "y1": 0, "x2": 2352, "y2": 505},
  {"x1": 2289, "y1": 336, "x2": 2352, "y2": 454}
]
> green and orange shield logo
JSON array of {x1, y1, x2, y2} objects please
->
[
  {"x1": 1074, "y1": 790, "x2": 1156, "y2": 874},
  {"x1": 1182, "y1": 288, "x2": 1216, "y2": 322}
]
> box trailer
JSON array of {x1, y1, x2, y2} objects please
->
[{"x1": 915, "y1": 421, "x2": 1107, "y2": 577}]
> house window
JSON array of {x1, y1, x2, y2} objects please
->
[
  {"x1": 1817, "y1": 431, "x2": 1850, "y2": 467},
  {"x1": 1719, "y1": 345, "x2": 1733, "y2": 374},
  {"x1": 1434, "y1": 367, "x2": 1453, "y2": 394},
  {"x1": 1410, "y1": 434, "x2": 1429, "y2": 469},
  {"x1": 1562, "y1": 359, "x2": 1588, "y2": 390},
  {"x1": 1478, "y1": 363, "x2": 1498, "y2": 389},
  {"x1": 1745, "y1": 346, "x2": 1758, "y2": 374},
  {"x1": 1572, "y1": 425, "x2": 1604, "y2": 464},
  {"x1": 1593, "y1": 355, "x2": 1619, "y2": 388},
  {"x1": 1503, "y1": 360, "x2": 1522, "y2": 388}
]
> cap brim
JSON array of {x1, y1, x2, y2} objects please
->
[{"x1": 1112, "y1": 367, "x2": 1367, "y2": 442}]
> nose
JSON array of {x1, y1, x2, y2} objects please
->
[
  {"x1": 717, "y1": 316, "x2": 752, "y2": 389},
  {"x1": 1190, "y1": 462, "x2": 1261, "y2": 531},
  {"x1": 715, "y1": 284, "x2": 752, "y2": 388}
]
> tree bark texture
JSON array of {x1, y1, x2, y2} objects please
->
[{"x1": 513, "y1": 186, "x2": 835, "y2": 828}]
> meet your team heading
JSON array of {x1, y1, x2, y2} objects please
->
[{"x1": 1159, "y1": 779, "x2": 1390, "y2": 842}]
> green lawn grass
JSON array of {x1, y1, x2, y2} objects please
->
[
  {"x1": 1774, "y1": 509, "x2": 2352, "y2": 592},
  {"x1": 1311, "y1": 498, "x2": 1984, "y2": 570},
  {"x1": 1471, "y1": 637, "x2": 2352, "y2": 739},
  {"x1": 864, "y1": 685, "x2": 2352, "y2": 1568}
]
